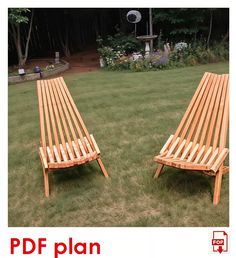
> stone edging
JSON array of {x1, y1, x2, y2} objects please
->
[{"x1": 8, "y1": 59, "x2": 70, "y2": 84}]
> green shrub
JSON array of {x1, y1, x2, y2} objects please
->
[
  {"x1": 212, "y1": 42, "x2": 229, "y2": 61},
  {"x1": 97, "y1": 35, "x2": 228, "y2": 72},
  {"x1": 130, "y1": 60, "x2": 148, "y2": 72},
  {"x1": 97, "y1": 32, "x2": 142, "y2": 54}
]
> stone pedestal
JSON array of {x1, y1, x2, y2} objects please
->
[
  {"x1": 55, "y1": 52, "x2": 60, "y2": 64},
  {"x1": 144, "y1": 41, "x2": 151, "y2": 58}
]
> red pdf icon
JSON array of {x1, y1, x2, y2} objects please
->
[{"x1": 212, "y1": 231, "x2": 228, "y2": 253}]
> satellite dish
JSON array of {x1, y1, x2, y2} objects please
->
[{"x1": 127, "y1": 10, "x2": 142, "y2": 24}]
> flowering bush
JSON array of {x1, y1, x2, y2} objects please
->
[
  {"x1": 149, "y1": 51, "x2": 168, "y2": 68},
  {"x1": 114, "y1": 56, "x2": 131, "y2": 70},
  {"x1": 97, "y1": 35, "x2": 228, "y2": 72},
  {"x1": 45, "y1": 64, "x2": 55, "y2": 70},
  {"x1": 98, "y1": 46, "x2": 125, "y2": 67},
  {"x1": 174, "y1": 42, "x2": 188, "y2": 51}
]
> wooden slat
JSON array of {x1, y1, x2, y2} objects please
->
[
  {"x1": 44, "y1": 80, "x2": 61, "y2": 159},
  {"x1": 206, "y1": 148, "x2": 219, "y2": 166},
  {"x1": 204, "y1": 76, "x2": 225, "y2": 150},
  {"x1": 172, "y1": 72, "x2": 210, "y2": 141},
  {"x1": 53, "y1": 145, "x2": 61, "y2": 163},
  {"x1": 166, "y1": 137, "x2": 180, "y2": 157},
  {"x1": 211, "y1": 148, "x2": 229, "y2": 172},
  {"x1": 84, "y1": 137, "x2": 97, "y2": 160},
  {"x1": 84, "y1": 136, "x2": 93, "y2": 154},
  {"x1": 160, "y1": 135, "x2": 174, "y2": 154},
  {"x1": 41, "y1": 80, "x2": 54, "y2": 158},
  {"x1": 58, "y1": 77, "x2": 95, "y2": 150},
  {"x1": 49, "y1": 79, "x2": 68, "y2": 159},
  {"x1": 72, "y1": 141, "x2": 81, "y2": 159},
  {"x1": 184, "y1": 74, "x2": 216, "y2": 146},
  {"x1": 78, "y1": 139, "x2": 87, "y2": 157},
  {"x1": 180, "y1": 142, "x2": 193, "y2": 160},
  {"x1": 90, "y1": 134, "x2": 101, "y2": 155},
  {"x1": 187, "y1": 143, "x2": 199, "y2": 162},
  {"x1": 39, "y1": 147, "x2": 48, "y2": 168},
  {"x1": 219, "y1": 76, "x2": 229, "y2": 150},
  {"x1": 174, "y1": 73, "x2": 212, "y2": 142},
  {"x1": 47, "y1": 146, "x2": 54, "y2": 163},
  {"x1": 173, "y1": 139, "x2": 186, "y2": 158},
  {"x1": 56, "y1": 78, "x2": 88, "y2": 152},
  {"x1": 60, "y1": 144, "x2": 68, "y2": 162},
  {"x1": 54, "y1": 78, "x2": 82, "y2": 156},
  {"x1": 190, "y1": 74, "x2": 219, "y2": 147},
  {"x1": 212, "y1": 74, "x2": 228, "y2": 151},
  {"x1": 160, "y1": 150, "x2": 168, "y2": 157},
  {"x1": 51, "y1": 79, "x2": 75, "y2": 158},
  {"x1": 193, "y1": 145, "x2": 205, "y2": 163},
  {"x1": 66, "y1": 143, "x2": 74, "y2": 160},
  {"x1": 200, "y1": 147, "x2": 212, "y2": 164},
  {"x1": 37, "y1": 82, "x2": 46, "y2": 151}
]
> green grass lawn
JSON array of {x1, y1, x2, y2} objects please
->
[{"x1": 8, "y1": 62, "x2": 229, "y2": 227}]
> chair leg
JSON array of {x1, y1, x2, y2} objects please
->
[
  {"x1": 154, "y1": 164, "x2": 164, "y2": 179},
  {"x1": 43, "y1": 168, "x2": 49, "y2": 197},
  {"x1": 97, "y1": 157, "x2": 109, "y2": 178},
  {"x1": 213, "y1": 168, "x2": 223, "y2": 205}
]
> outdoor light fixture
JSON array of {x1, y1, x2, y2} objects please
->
[
  {"x1": 34, "y1": 66, "x2": 42, "y2": 78},
  {"x1": 18, "y1": 68, "x2": 26, "y2": 76},
  {"x1": 34, "y1": 66, "x2": 41, "y2": 73}
]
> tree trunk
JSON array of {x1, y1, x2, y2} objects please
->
[
  {"x1": 149, "y1": 8, "x2": 153, "y2": 52},
  {"x1": 64, "y1": 27, "x2": 71, "y2": 57},
  {"x1": 11, "y1": 10, "x2": 34, "y2": 67},
  {"x1": 206, "y1": 10, "x2": 213, "y2": 49},
  {"x1": 21, "y1": 9, "x2": 34, "y2": 66},
  {"x1": 16, "y1": 24, "x2": 24, "y2": 66},
  {"x1": 221, "y1": 30, "x2": 229, "y2": 42}
]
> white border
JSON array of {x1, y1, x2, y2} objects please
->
[{"x1": 1, "y1": 1, "x2": 235, "y2": 257}]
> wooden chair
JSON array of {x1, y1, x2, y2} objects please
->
[
  {"x1": 153, "y1": 72, "x2": 229, "y2": 205},
  {"x1": 37, "y1": 77, "x2": 109, "y2": 197}
]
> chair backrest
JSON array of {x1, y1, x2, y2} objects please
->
[
  {"x1": 37, "y1": 77, "x2": 95, "y2": 157},
  {"x1": 172, "y1": 72, "x2": 229, "y2": 152}
]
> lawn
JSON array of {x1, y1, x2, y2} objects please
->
[{"x1": 8, "y1": 62, "x2": 229, "y2": 227}]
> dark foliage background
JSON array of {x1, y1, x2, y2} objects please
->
[{"x1": 8, "y1": 8, "x2": 229, "y2": 65}]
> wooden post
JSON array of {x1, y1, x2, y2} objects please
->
[
  {"x1": 149, "y1": 8, "x2": 153, "y2": 52},
  {"x1": 213, "y1": 167, "x2": 223, "y2": 205},
  {"x1": 97, "y1": 158, "x2": 109, "y2": 178},
  {"x1": 44, "y1": 168, "x2": 49, "y2": 197},
  {"x1": 55, "y1": 52, "x2": 60, "y2": 64},
  {"x1": 154, "y1": 164, "x2": 164, "y2": 179}
]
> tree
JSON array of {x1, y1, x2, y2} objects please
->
[
  {"x1": 153, "y1": 9, "x2": 207, "y2": 42},
  {"x1": 8, "y1": 8, "x2": 34, "y2": 67},
  {"x1": 206, "y1": 9, "x2": 214, "y2": 49},
  {"x1": 57, "y1": 9, "x2": 71, "y2": 57}
]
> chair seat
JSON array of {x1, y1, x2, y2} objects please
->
[
  {"x1": 154, "y1": 155, "x2": 210, "y2": 171},
  {"x1": 39, "y1": 134, "x2": 100, "y2": 169},
  {"x1": 154, "y1": 135, "x2": 229, "y2": 174}
]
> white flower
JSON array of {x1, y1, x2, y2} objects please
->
[{"x1": 174, "y1": 42, "x2": 188, "y2": 51}]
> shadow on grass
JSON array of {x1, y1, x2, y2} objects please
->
[
  {"x1": 160, "y1": 168, "x2": 212, "y2": 197},
  {"x1": 51, "y1": 162, "x2": 101, "y2": 182}
]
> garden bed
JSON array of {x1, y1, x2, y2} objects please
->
[{"x1": 8, "y1": 59, "x2": 69, "y2": 84}]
